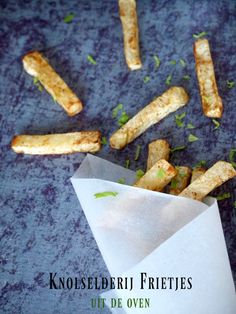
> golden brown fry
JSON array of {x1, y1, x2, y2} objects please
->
[
  {"x1": 194, "y1": 39, "x2": 223, "y2": 118},
  {"x1": 169, "y1": 166, "x2": 192, "y2": 195},
  {"x1": 119, "y1": 0, "x2": 142, "y2": 70},
  {"x1": 190, "y1": 167, "x2": 206, "y2": 183},
  {"x1": 11, "y1": 131, "x2": 101, "y2": 155},
  {"x1": 134, "y1": 159, "x2": 177, "y2": 191},
  {"x1": 110, "y1": 87, "x2": 189, "y2": 149},
  {"x1": 179, "y1": 161, "x2": 236, "y2": 201},
  {"x1": 147, "y1": 139, "x2": 170, "y2": 171},
  {"x1": 23, "y1": 51, "x2": 83, "y2": 116}
]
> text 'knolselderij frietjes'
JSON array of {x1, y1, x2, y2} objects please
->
[{"x1": 49, "y1": 272, "x2": 192, "y2": 291}]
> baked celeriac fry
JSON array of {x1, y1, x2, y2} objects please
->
[
  {"x1": 110, "y1": 86, "x2": 189, "y2": 149},
  {"x1": 119, "y1": 0, "x2": 142, "y2": 70},
  {"x1": 22, "y1": 51, "x2": 83, "y2": 116},
  {"x1": 169, "y1": 166, "x2": 192, "y2": 195},
  {"x1": 11, "y1": 131, "x2": 101, "y2": 155},
  {"x1": 190, "y1": 167, "x2": 206, "y2": 183},
  {"x1": 146, "y1": 139, "x2": 170, "y2": 171},
  {"x1": 194, "y1": 39, "x2": 223, "y2": 118},
  {"x1": 134, "y1": 159, "x2": 177, "y2": 191},
  {"x1": 179, "y1": 161, "x2": 236, "y2": 201}
]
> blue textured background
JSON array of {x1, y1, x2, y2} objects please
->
[{"x1": 0, "y1": 0, "x2": 235, "y2": 313}]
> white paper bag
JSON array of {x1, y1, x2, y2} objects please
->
[{"x1": 71, "y1": 154, "x2": 236, "y2": 314}]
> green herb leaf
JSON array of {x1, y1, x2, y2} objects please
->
[
  {"x1": 203, "y1": 95, "x2": 212, "y2": 103},
  {"x1": 234, "y1": 201, "x2": 236, "y2": 208},
  {"x1": 188, "y1": 134, "x2": 199, "y2": 142},
  {"x1": 193, "y1": 31, "x2": 208, "y2": 39},
  {"x1": 165, "y1": 74, "x2": 172, "y2": 85},
  {"x1": 170, "y1": 145, "x2": 186, "y2": 153},
  {"x1": 170, "y1": 179, "x2": 178, "y2": 189},
  {"x1": 229, "y1": 148, "x2": 236, "y2": 168},
  {"x1": 179, "y1": 59, "x2": 186, "y2": 67},
  {"x1": 216, "y1": 193, "x2": 231, "y2": 201},
  {"x1": 33, "y1": 77, "x2": 39, "y2": 84},
  {"x1": 112, "y1": 103, "x2": 123, "y2": 118},
  {"x1": 134, "y1": 144, "x2": 141, "y2": 161},
  {"x1": 175, "y1": 112, "x2": 186, "y2": 120},
  {"x1": 64, "y1": 13, "x2": 75, "y2": 23},
  {"x1": 179, "y1": 171, "x2": 186, "y2": 178},
  {"x1": 175, "y1": 119, "x2": 184, "y2": 127},
  {"x1": 125, "y1": 159, "x2": 130, "y2": 169},
  {"x1": 143, "y1": 76, "x2": 150, "y2": 83},
  {"x1": 226, "y1": 80, "x2": 235, "y2": 89},
  {"x1": 157, "y1": 168, "x2": 166, "y2": 179},
  {"x1": 212, "y1": 119, "x2": 220, "y2": 130},
  {"x1": 101, "y1": 136, "x2": 107, "y2": 145},
  {"x1": 175, "y1": 112, "x2": 186, "y2": 128},
  {"x1": 183, "y1": 75, "x2": 190, "y2": 80},
  {"x1": 153, "y1": 55, "x2": 160, "y2": 68},
  {"x1": 118, "y1": 111, "x2": 129, "y2": 126},
  {"x1": 94, "y1": 191, "x2": 118, "y2": 198},
  {"x1": 87, "y1": 55, "x2": 97, "y2": 65},
  {"x1": 33, "y1": 77, "x2": 43, "y2": 92},
  {"x1": 170, "y1": 60, "x2": 176, "y2": 65},
  {"x1": 136, "y1": 169, "x2": 145, "y2": 179},
  {"x1": 186, "y1": 123, "x2": 195, "y2": 129},
  {"x1": 195, "y1": 160, "x2": 206, "y2": 168},
  {"x1": 117, "y1": 178, "x2": 125, "y2": 184}
]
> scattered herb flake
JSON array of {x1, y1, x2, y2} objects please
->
[
  {"x1": 176, "y1": 112, "x2": 186, "y2": 120},
  {"x1": 125, "y1": 159, "x2": 130, "y2": 169},
  {"x1": 64, "y1": 13, "x2": 75, "y2": 23},
  {"x1": 87, "y1": 55, "x2": 97, "y2": 65},
  {"x1": 188, "y1": 134, "x2": 199, "y2": 142},
  {"x1": 143, "y1": 76, "x2": 150, "y2": 83},
  {"x1": 94, "y1": 191, "x2": 118, "y2": 198},
  {"x1": 118, "y1": 111, "x2": 129, "y2": 126},
  {"x1": 229, "y1": 148, "x2": 236, "y2": 168},
  {"x1": 212, "y1": 119, "x2": 220, "y2": 130},
  {"x1": 33, "y1": 77, "x2": 39, "y2": 84},
  {"x1": 227, "y1": 80, "x2": 235, "y2": 89},
  {"x1": 179, "y1": 171, "x2": 186, "y2": 178},
  {"x1": 52, "y1": 95, "x2": 57, "y2": 103},
  {"x1": 136, "y1": 169, "x2": 145, "y2": 179},
  {"x1": 175, "y1": 119, "x2": 184, "y2": 127},
  {"x1": 117, "y1": 178, "x2": 125, "y2": 184},
  {"x1": 112, "y1": 103, "x2": 123, "y2": 118},
  {"x1": 170, "y1": 145, "x2": 186, "y2": 153},
  {"x1": 216, "y1": 193, "x2": 231, "y2": 201},
  {"x1": 195, "y1": 160, "x2": 206, "y2": 168},
  {"x1": 175, "y1": 112, "x2": 186, "y2": 128},
  {"x1": 33, "y1": 77, "x2": 43, "y2": 92},
  {"x1": 157, "y1": 168, "x2": 166, "y2": 179},
  {"x1": 170, "y1": 179, "x2": 178, "y2": 189},
  {"x1": 165, "y1": 74, "x2": 172, "y2": 85},
  {"x1": 203, "y1": 95, "x2": 212, "y2": 103},
  {"x1": 170, "y1": 60, "x2": 176, "y2": 65},
  {"x1": 179, "y1": 59, "x2": 186, "y2": 67},
  {"x1": 193, "y1": 31, "x2": 208, "y2": 39},
  {"x1": 134, "y1": 145, "x2": 141, "y2": 161},
  {"x1": 101, "y1": 136, "x2": 107, "y2": 145},
  {"x1": 183, "y1": 75, "x2": 190, "y2": 80},
  {"x1": 187, "y1": 123, "x2": 195, "y2": 129},
  {"x1": 153, "y1": 55, "x2": 160, "y2": 68}
]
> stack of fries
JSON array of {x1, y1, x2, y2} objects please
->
[
  {"x1": 11, "y1": 0, "x2": 235, "y2": 202},
  {"x1": 134, "y1": 139, "x2": 236, "y2": 201}
]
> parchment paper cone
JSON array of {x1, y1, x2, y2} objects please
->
[{"x1": 71, "y1": 154, "x2": 236, "y2": 314}]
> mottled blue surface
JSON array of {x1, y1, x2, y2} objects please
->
[{"x1": 0, "y1": 0, "x2": 236, "y2": 313}]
